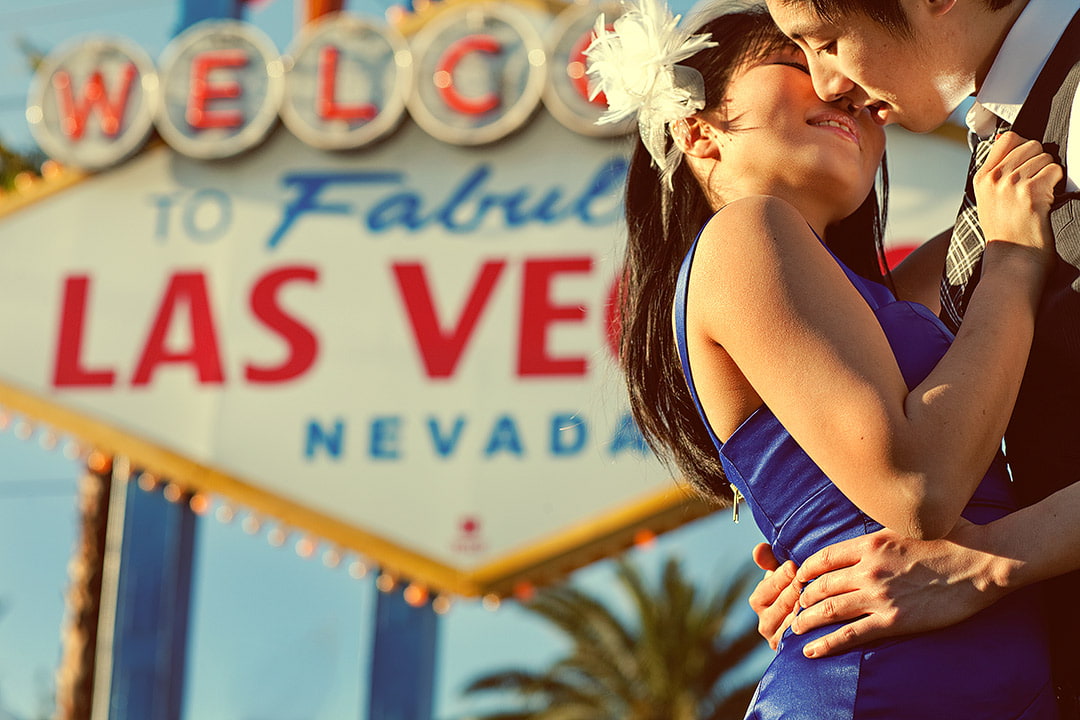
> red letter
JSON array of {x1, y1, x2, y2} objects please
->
[
  {"x1": 131, "y1": 272, "x2": 225, "y2": 386},
  {"x1": 186, "y1": 50, "x2": 247, "y2": 129},
  {"x1": 568, "y1": 28, "x2": 611, "y2": 106},
  {"x1": 518, "y1": 257, "x2": 591, "y2": 377},
  {"x1": 316, "y1": 46, "x2": 377, "y2": 122},
  {"x1": 245, "y1": 266, "x2": 319, "y2": 383},
  {"x1": 393, "y1": 260, "x2": 506, "y2": 379},
  {"x1": 53, "y1": 63, "x2": 138, "y2": 139},
  {"x1": 53, "y1": 275, "x2": 116, "y2": 387},
  {"x1": 434, "y1": 35, "x2": 501, "y2": 115}
]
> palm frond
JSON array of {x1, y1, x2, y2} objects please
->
[{"x1": 462, "y1": 554, "x2": 768, "y2": 720}]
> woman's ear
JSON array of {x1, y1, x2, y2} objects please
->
[{"x1": 672, "y1": 115, "x2": 720, "y2": 159}]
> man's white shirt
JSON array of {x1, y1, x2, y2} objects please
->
[{"x1": 967, "y1": 0, "x2": 1080, "y2": 192}]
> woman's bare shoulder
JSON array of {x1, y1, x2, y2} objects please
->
[{"x1": 695, "y1": 195, "x2": 814, "y2": 261}]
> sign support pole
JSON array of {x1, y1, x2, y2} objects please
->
[
  {"x1": 92, "y1": 462, "x2": 197, "y2": 720},
  {"x1": 368, "y1": 588, "x2": 439, "y2": 720}
]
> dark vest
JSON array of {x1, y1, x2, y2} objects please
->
[
  {"x1": 1007, "y1": 9, "x2": 1080, "y2": 508},
  {"x1": 1001, "y1": 9, "x2": 1080, "y2": 704}
]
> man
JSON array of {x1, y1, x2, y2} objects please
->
[{"x1": 753, "y1": 0, "x2": 1080, "y2": 713}]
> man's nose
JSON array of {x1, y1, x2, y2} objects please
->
[{"x1": 810, "y1": 59, "x2": 857, "y2": 105}]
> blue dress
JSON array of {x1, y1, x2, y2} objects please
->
[{"x1": 674, "y1": 231, "x2": 1058, "y2": 719}]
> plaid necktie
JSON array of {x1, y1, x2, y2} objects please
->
[{"x1": 940, "y1": 119, "x2": 1011, "y2": 333}]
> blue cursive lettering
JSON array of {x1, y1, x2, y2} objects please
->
[{"x1": 266, "y1": 158, "x2": 628, "y2": 249}]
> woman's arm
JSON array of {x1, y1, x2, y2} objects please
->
[
  {"x1": 760, "y1": 479, "x2": 1080, "y2": 658},
  {"x1": 689, "y1": 134, "x2": 1060, "y2": 539}
]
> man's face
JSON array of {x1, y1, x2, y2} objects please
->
[{"x1": 764, "y1": 0, "x2": 972, "y2": 132}]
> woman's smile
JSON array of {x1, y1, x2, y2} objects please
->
[{"x1": 807, "y1": 110, "x2": 860, "y2": 146}]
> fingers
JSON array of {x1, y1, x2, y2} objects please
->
[
  {"x1": 1015, "y1": 151, "x2": 1058, "y2": 180},
  {"x1": 748, "y1": 560, "x2": 798, "y2": 648},
  {"x1": 767, "y1": 581, "x2": 803, "y2": 650},
  {"x1": 797, "y1": 565, "x2": 861, "y2": 609},
  {"x1": 982, "y1": 132, "x2": 1062, "y2": 188},
  {"x1": 792, "y1": 587, "x2": 880, "y2": 637},
  {"x1": 795, "y1": 537, "x2": 864, "y2": 584},
  {"x1": 1030, "y1": 156, "x2": 1065, "y2": 188},
  {"x1": 982, "y1": 130, "x2": 1027, "y2": 168},
  {"x1": 752, "y1": 542, "x2": 780, "y2": 572},
  {"x1": 801, "y1": 613, "x2": 894, "y2": 659},
  {"x1": 749, "y1": 560, "x2": 796, "y2": 609},
  {"x1": 768, "y1": 608, "x2": 797, "y2": 651}
]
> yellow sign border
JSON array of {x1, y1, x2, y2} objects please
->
[{"x1": 0, "y1": 376, "x2": 716, "y2": 597}]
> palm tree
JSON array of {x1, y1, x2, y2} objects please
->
[
  {"x1": 462, "y1": 556, "x2": 765, "y2": 720},
  {"x1": 55, "y1": 459, "x2": 112, "y2": 720},
  {"x1": 0, "y1": 140, "x2": 46, "y2": 191},
  {"x1": 0, "y1": 35, "x2": 49, "y2": 191}
]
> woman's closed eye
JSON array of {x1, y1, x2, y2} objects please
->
[
  {"x1": 776, "y1": 61, "x2": 810, "y2": 74},
  {"x1": 812, "y1": 41, "x2": 837, "y2": 56}
]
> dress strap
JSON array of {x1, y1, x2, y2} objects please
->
[{"x1": 674, "y1": 235, "x2": 726, "y2": 453}]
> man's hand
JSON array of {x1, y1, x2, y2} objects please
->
[
  {"x1": 791, "y1": 521, "x2": 1007, "y2": 658},
  {"x1": 747, "y1": 543, "x2": 801, "y2": 650}
]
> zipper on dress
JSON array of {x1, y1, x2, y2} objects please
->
[{"x1": 729, "y1": 483, "x2": 742, "y2": 523}]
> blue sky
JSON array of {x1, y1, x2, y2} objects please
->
[
  {"x1": 0, "y1": 2, "x2": 768, "y2": 719},
  {"x1": 0, "y1": 430, "x2": 764, "y2": 720}
]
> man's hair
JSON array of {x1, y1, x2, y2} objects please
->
[{"x1": 782, "y1": 0, "x2": 1017, "y2": 36}]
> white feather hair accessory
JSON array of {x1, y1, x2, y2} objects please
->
[{"x1": 584, "y1": 0, "x2": 718, "y2": 188}]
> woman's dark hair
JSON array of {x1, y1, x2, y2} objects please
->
[{"x1": 620, "y1": 7, "x2": 890, "y2": 502}]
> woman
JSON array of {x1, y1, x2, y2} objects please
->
[{"x1": 588, "y1": 1, "x2": 1061, "y2": 717}]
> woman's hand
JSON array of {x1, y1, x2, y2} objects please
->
[
  {"x1": 974, "y1": 131, "x2": 1062, "y2": 262},
  {"x1": 748, "y1": 543, "x2": 800, "y2": 650}
]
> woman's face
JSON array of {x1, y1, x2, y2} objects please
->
[{"x1": 705, "y1": 45, "x2": 886, "y2": 222}]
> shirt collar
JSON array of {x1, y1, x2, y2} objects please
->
[{"x1": 967, "y1": 0, "x2": 1080, "y2": 137}]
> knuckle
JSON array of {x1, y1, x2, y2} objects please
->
[
  {"x1": 867, "y1": 565, "x2": 889, "y2": 582},
  {"x1": 821, "y1": 598, "x2": 838, "y2": 620},
  {"x1": 816, "y1": 636, "x2": 837, "y2": 655},
  {"x1": 818, "y1": 545, "x2": 833, "y2": 566},
  {"x1": 772, "y1": 571, "x2": 791, "y2": 592},
  {"x1": 815, "y1": 574, "x2": 830, "y2": 593}
]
